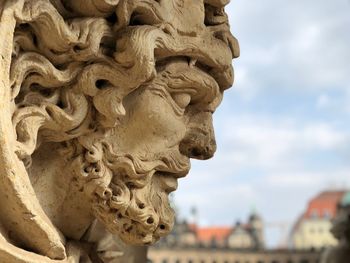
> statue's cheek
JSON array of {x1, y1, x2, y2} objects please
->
[{"x1": 130, "y1": 89, "x2": 187, "y2": 136}]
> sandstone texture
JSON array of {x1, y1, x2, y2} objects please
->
[{"x1": 0, "y1": 0, "x2": 238, "y2": 262}]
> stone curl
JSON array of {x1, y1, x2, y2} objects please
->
[{"x1": 0, "y1": 0, "x2": 238, "y2": 261}]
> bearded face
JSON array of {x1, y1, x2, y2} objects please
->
[
  {"x1": 68, "y1": 60, "x2": 223, "y2": 244},
  {"x1": 0, "y1": 0, "x2": 239, "y2": 259}
]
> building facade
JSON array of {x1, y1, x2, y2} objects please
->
[
  {"x1": 148, "y1": 248, "x2": 320, "y2": 263},
  {"x1": 227, "y1": 213, "x2": 264, "y2": 250},
  {"x1": 290, "y1": 191, "x2": 346, "y2": 250},
  {"x1": 156, "y1": 212, "x2": 265, "y2": 250}
]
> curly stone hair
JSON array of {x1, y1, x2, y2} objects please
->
[{"x1": 0, "y1": 0, "x2": 238, "y2": 260}]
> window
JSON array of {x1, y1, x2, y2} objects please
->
[
  {"x1": 323, "y1": 210, "x2": 331, "y2": 219},
  {"x1": 311, "y1": 209, "x2": 318, "y2": 218}
]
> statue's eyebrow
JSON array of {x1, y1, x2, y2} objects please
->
[{"x1": 161, "y1": 65, "x2": 220, "y2": 109}]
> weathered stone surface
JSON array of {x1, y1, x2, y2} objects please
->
[{"x1": 0, "y1": 0, "x2": 238, "y2": 262}]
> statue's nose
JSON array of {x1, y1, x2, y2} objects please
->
[{"x1": 179, "y1": 112, "x2": 217, "y2": 160}]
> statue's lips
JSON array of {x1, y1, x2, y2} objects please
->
[
  {"x1": 161, "y1": 174, "x2": 178, "y2": 193},
  {"x1": 154, "y1": 171, "x2": 188, "y2": 193}
]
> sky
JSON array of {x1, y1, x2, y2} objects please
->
[{"x1": 174, "y1": 0, "x2": 350, "y2": 248}]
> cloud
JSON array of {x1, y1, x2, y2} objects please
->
[
  {"x1": 216, "y1": 115, "x2": 349, "y2": 170},
  {"x1": 226, "y1": 0, "x2": 350, "y2": 98},
  {"x1": 175, "y1": 113, "x2": 350, "y2": 246},
  {"x1": 316, "y1": 94, "x2": 331, "y2": 109},
  {"x1": 173, "y1": 0, "x2": 350, "y2": 248}
]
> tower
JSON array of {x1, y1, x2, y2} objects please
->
[{"x1": 248, "y1": 211, "x2": 265, "y2": 250}]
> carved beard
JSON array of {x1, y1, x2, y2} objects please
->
[
  {"x1": 92, "y1": 172, "x2": 175, "y2": 245},
  {"x1": 68, "y1": 138, "x2": 189, "y2": 245}
]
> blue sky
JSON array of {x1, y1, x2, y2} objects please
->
[{"x1": 174, "y1": 0, "x2": 350, "y2": 247}]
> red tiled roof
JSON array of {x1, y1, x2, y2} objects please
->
[
  {"x1": 196, "y1": 226, "x2": 232, "y2": 243},
  {"x1": 188, "y1": 223, "x2": 197, "y2": 232},
  {"x1": 304, "y1": 190, "x2": 346, "y2": 219},
  {"x1": 291, "y1": 190, "x2": 347, "y2": 235}
]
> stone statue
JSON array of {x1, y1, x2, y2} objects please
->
[{"x1": 0, "y1": 0, "x2": 239, "y2": 262}]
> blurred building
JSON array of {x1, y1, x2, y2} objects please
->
[
  {"x1": 156, "y1": 211, "x2": 264, "y2": 250},
  {"x1": 150, "y1": 212, "x2": 321, "y2": 263},
  {"x1": 157, "y1": 220, "x2": 198, "y2": 248},
  {"x1": 148, "y1": 248, "x2": 320, "y2": 263},
  {"x1": 227, "y1": 213, "x2": 264, "y2": 250},
  {"x1": 196, "y1": 226, "x2": 232, "y2": 248},
  {"x1": 321, "y1": 190, "x2": 350, "y2": 263},
  {"x1": 290, "y1": 190, "x2": 347, "y2": 250}
]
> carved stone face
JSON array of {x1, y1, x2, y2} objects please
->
[
  {"x1": 78, "y1": 60, "x2": 223, "y2": 244},
  {"x1": 0, "y1": 0, "x2": 239, "y2": 260}
]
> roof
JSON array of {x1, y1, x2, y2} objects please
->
[
  {"x1": 304, "y1": 190, "x2": 346, "y2": 219},
  {"x1": 188, "y1": 223, "x2": 197, "y2": 232},
  {"x1": 291, "y1": 190, "x2": 347, "y2": 236},
  {"x1": 196, "y1": 226, "x2": 232, "y2": 243}
]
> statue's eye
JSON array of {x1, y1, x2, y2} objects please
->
[{"x1": 171, "y1": 93, "x2": 191, "y2": 109}]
